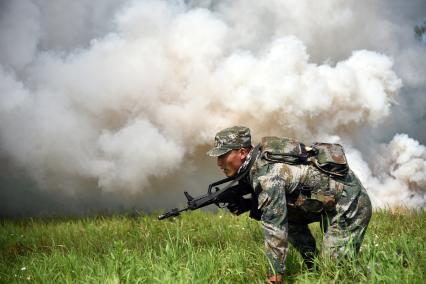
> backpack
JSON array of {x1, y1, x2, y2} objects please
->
[{"x1": 260, "y1": 136, "x2": 349, "y2": 177}]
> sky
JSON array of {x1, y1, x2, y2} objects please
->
[{"x1": 0, "y1": 0, "x2": 425, "y2": 217}]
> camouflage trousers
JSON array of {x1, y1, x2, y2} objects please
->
[
  {"x1": 288, "y1": 188, "x2": 372, "y2": 265},
  {"x1": 261, "y1": 187, "x2": 372, "y2": 274}
]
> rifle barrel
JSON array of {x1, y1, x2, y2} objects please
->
[{"x1": 157, "y1": 207, "x2": 187, "y2": 220}]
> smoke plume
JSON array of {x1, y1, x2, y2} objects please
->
[{"x1": 1, "y1": 0, "x2": 425, "y2": 216}]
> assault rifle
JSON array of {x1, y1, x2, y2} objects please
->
[
  {"x1": 157, "y1": 177, "x2": 253, "y2": 220},
  {"x1": 158, "y1": 145, "x2": 260, "y2": 220}
]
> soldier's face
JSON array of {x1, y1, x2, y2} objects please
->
[{"x1": 217, "y1": 148, "x2": 249, "y2": 177}]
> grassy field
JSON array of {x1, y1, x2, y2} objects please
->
[{"x1": 0, "y1": 209, "x2": 425, "y2": 283}]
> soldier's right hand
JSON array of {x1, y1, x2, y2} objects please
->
[
  {"x1": 226, "y1": 202, "x2": 240, "y2": 215},
  {"x1": 267, "y1": 274, "x2": 283, "y2": 283}
]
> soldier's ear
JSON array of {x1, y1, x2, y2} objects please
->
[{"x1": 239, "y1": 148, "x2": 250, "y2": 159}]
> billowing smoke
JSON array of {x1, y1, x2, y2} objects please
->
[{"x1": 1, "y1": 0, "x2": 425, "y2": 216}]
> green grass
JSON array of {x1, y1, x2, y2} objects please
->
[{"x1": 1, "y1": 209, "x2": 425, "y2": 283}]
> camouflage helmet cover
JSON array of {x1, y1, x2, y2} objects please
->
[{"x1": 206, "y1": 126, "x2": 252, "y2": 157}]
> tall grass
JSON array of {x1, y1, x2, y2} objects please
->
[{"x1": 1, "y1": 209, "x2": 425, "y2": 283}]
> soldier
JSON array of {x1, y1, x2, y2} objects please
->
[{"x1": 206, "y1": 126, "x2": 372, "y2": 283}]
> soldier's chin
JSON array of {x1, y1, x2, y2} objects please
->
[{"x1": 223, "y1": 170, "x2": 236, "y2": 177}]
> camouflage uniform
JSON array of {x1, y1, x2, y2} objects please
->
[{"x1": 207, "y1": 126, "x2": 372, "y2": 275}]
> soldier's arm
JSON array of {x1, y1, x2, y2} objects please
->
[{"x1": 256, "y1": 163, "x2": 289, "y2": 278}]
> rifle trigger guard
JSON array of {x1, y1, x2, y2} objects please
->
[{"x1": 217, "y1": 202, "x2": 227, "y2": 208}]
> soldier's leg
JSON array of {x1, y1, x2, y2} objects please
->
[
  {"x1": 322, "y1": 189, "x2": 372, "y2": 259},
  {"x1": 288, "y1": 222, "x2": 318, "y2": 269}
]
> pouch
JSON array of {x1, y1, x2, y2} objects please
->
[{"x1": 311, "y1": 143, "x2": 349, "y2": 177}]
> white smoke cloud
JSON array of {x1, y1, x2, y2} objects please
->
[
  {"x1": 0, "y1": 0, "x2": 425, "y2": 216},
  {"x1": 367, "y1": 134, "x2": 426, "y2": 208},
  {"x1": 211, "y1": 39, "x2": 402, "y2": 137},
  {"x1": 96, "y1": 119, "x2": 184, "y2": 192},
  {"x1": 345, "y1": 135, "x2": 426, "y2": 209}
]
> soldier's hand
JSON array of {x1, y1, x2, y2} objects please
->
[
  {"x1": 226, "y1": 202, "x2": 240, "y2": 215},
  {"x1": 267, "y1": 274, "x2": 283, "y2": 283}
]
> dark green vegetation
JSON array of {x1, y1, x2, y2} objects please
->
[{"x1": 1, "y1": 209, "x2": 425, "y2": 283}]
